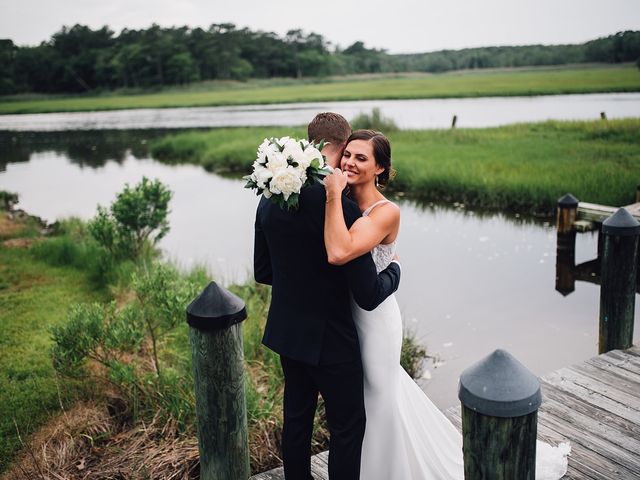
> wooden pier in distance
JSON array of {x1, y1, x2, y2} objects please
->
[
  {"x1": 574, "y1": 201, "x2": 640, "y2": 232},
  {"x1": 251, "y1": 346, "x2": 640, "y2": 480}
]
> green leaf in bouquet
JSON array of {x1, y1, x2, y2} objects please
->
[
  {"x1": 310, "y1": 158, "x2": 321, "y2": 169},
  {"x1": 285, "y1": 193, "x2": 300, "y2": 210}
]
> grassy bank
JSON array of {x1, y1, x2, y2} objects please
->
[
  {"x1": 0, "y1": 214, "x2": 109, "y2": 472},
  {"x1": 1, "y1": 64, "x2": 639, "y2": 114},
  {"x1": 150, "y1": 118, "x2": 640, "y2": 214}
]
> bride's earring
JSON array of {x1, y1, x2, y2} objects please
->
[{"x1": 375, "y1": 175, "x2": 379, "y2": 188}]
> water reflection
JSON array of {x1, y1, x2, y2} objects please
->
[{"x1": 0, "y1": 130, "x2": 176, "y2": 172}]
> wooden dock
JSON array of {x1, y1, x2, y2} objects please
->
[
  {"x1": 251, "y1": 346, "x2": 640, "y2": 480},
  {"x1": 574, "y1": 201, "x2": 640, "y2": 232}
]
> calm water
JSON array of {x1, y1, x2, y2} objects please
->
[
  {"x1": 1, "y1": 93, "x2": 639, "y2": 131},
  {"x1": 1, "y1": 132, "x2": 638, "y2": 408}
]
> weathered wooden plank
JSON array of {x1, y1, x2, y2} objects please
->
[
  {"x1": 310, "y1": 451, "x2": 328, "y2": 479},
  {"x1": 569, "y1": 363, "x2": 640, "y2": 397},
  {"x1": 537, "y1": 409, "x2": 640, "y2": 476},
  {"x1": 542, "y1": 369, "x2": 640, "y2": 416},
  {"x1": 586, "y1": 353, "x2": 640, "y2": 385},
  {"x1": 536, "y1": 420, "x2": 627, "y2": 480},
  {"x1": 626, "y1": 345, "x2": 640, "y2": 357},
  {"x1": 539, "y1": 394, "x2": 640, "y2": 456},
  {"x1": 250, "y1": 452, "x2": 329, "y2": 480},
  {"x1": 541, "y1": 383, "x2": 640, "y2": 440},
  {"x1": 577, "y1": 202, "x2": 640, "y2": 223},
  {"x1": 602, "y1": 349, "x2": 640, "y2": 371},
  {"x1": 540, "y1": 377, "x2": 640, "y2": 426}
]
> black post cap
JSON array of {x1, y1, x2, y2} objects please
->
[
  {"x1": 602, "y1": 208, "x2": 640, "y2": 236},
  {"x1": 557, "y1": 193, "x2": 579, "y2": 208},
  {"x1": 186, "y1": 281, "x2": 247, "y2": 331},
  {"x1": 458, "y1": 349, "x2": 541, "y2": 418}
]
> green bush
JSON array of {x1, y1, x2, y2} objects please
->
[
  {"x1": 88, "y1": 177, "x2": 172, "y2": 261},
  {"x1": 50, "y1": 262, "x2": 200, "y2": 429},
  {"x1": 400, "y1": 329, "x2": 428, "y2": 379},
  {"x1": 0, "y1": 190, "x2": 18, "y2": 211}
]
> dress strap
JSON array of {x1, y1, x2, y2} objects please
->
[{"x1": 362, "y1": 199, "x2": 390, "y2": 216}]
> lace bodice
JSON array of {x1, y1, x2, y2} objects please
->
[{"x1": 362, "y1": 200, "x2": 397, "y2": 273}]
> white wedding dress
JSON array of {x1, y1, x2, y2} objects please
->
[{"x1": 352, "y1": 200, "x2": 571, "y2": 480}]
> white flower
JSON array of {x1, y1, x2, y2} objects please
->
[
  {"x1": 298, "y1": 146, "x2": 323, "y2": 169},
  {"x1": 253, "y1": 164, "x2": 273, "y2": 188},
  {"x1": 282, "y1": 139, "x2": 304, "y2": 164},
  {"x1": 266, "y1": 149, "x2": 287, "y2": 174},
  {"x1": 269, "y1": 166, "x2": 303, "y2": 200}
]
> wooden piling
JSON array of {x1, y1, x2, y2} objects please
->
[
  {"x1": 187, "y1": 282, "x2": 250, "y2": 480},
  {"x1": 599, "y1": 208, "x2": 640, "y2": 354},
  {"x1": 451, "y1": 115, "x2": 457, "y2": 128},
  {"x1": 556, "y1": 194, "x2": 579, "y2": 234},
  {"x1": 555, "y1": 232, "x2": 576, "y2": 296},
  {"x1": 636, "y1": 185, "x2": 640, "y2": 204},
  {"x1": 458, "y1": 349, "x2": 541, "y2": 480}
]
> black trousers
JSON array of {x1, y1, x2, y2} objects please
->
[{"x1": 280, "y1": 355, "x2": 366, "y2": 480}]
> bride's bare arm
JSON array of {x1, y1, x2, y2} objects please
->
[{"x1": 324, "y1": 169, "x2": 400, "y2": 265}]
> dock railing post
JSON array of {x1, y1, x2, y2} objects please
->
[
  {"x1": 458, "y1": 349, "x2": 541, "y2": 480},
  {"x1": 556, "y1": 193, "x2": 578, "y2": 234},
  {"x1": 186, "y1": 282, "x2": 250, "y2": 480},
  {"x1": 599, "y1": 208, "x2": 640, "y2": 354}
]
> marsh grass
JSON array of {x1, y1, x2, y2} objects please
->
[
  {"x1": 151, "y1": 118, "x2": 640, "y2": 214},
  {"x1": 1, "y1": 64, "x2": 638, "y2": 114},
  {"x1": 0, "y1": 246, "x2": 109, "y2": 472}
]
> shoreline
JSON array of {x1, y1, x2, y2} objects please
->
[{"x1": 1, "y1": 64, "x2": 638, "y2": 115}]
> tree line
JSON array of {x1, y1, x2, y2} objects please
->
[{"x1": 0, "y1": 25, "x2": 638, "y2": 95}]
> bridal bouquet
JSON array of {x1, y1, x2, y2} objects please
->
[{"x1": 244, "y1": 136, "x2": 332, "y2": 210}]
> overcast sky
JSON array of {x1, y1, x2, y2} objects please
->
[{"x1": 1, "y1": 0, "x2": 639, "y2": 54}]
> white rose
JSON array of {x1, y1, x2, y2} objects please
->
[
  {"x1": 277, "y1": 136, "x2": 291, "y2": 147},
  {"x1": 258, "y1": 138, "x2": 271, "y2": 151},
  {"x1": 269, "y1": 166, "x2": 303, "y2": 200},
  {"x1": 299, "y1": 146, "x2": 323, "y2": 169},
  {"x1": 292, "y1": 164, "x2": 308, "y2": 185},
  {"x1": 282, "y1": 139, "x2": 303, "y2": 164},
  {"x1": 266, "y1": 150, "x2": 287, "y2": 174},
  {"x1": 253, "y1": 165, "x2": 273, "y2": 188}
]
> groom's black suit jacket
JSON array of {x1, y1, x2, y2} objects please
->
[{"x1": 254, "y1": 183, "x2": 401, "y2": 366}]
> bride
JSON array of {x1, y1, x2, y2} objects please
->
[{"x1": 323, "y1": 129, "x2": 570, "y2": 480}]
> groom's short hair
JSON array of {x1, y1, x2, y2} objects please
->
[{"x1": 308, "y1": 112, "x2": 352, "y2": 145}]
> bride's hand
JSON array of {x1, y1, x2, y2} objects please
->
[{"x1": 324, "y1": 167, "x2": 348, "y2": 199}]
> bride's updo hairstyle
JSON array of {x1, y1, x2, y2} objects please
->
[{"x1": 346, "y1": 129, "x2": 396, "y2": 188}]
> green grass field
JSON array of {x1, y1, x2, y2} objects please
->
[
  {"x1": 1, "y1": 64, "x2": 638, "y2": 114},
  {"x1": 0, "y1": 238, "x2": 108, "y2": 472},
  {"x1": 150, "y1": 118, "x2": 640, "y2": 214}
]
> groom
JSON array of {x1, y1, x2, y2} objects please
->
[{"x1": 254, "y1": 112, "x2": 401, "y2": 479}]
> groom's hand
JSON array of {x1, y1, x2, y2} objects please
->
[{"x1": 324, "y1": 167, "x2": 348, "y2": 200}]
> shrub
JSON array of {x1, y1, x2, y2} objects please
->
[
  {"x1": 88, "y1": 177, "x2": 172, "y2": 261},
  {"x1": 50, "y1": 263, "x2": 200, "y2": 429},
  {"x1": 400, "y1": 329, "x2": 428, "y2": 379},
  {"x1": 0, "y1": 190, "x2": 18, "y2": 211}
]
